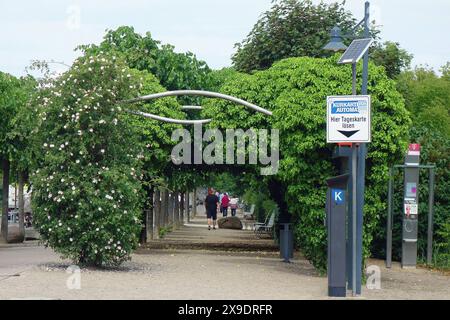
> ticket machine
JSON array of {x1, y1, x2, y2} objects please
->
[{"x1": 402, "y1": 144, "x2": 420, "y2": 268}]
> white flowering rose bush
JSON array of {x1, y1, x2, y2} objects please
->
[{"x1": 31, "y1": 53, "x2": 148, "y2": 267}]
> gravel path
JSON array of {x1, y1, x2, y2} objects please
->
[{"x1": 0, "y1": 245, "x2": 449, "y2": 300}]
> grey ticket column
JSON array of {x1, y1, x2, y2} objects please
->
[
  {"x1": 402, "y1": 144, "x2": 421, "y2": 268},
  {"x1": 327, "y1": 174, "x2": 350, "y2": 297}
]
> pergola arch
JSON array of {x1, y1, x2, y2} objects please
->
[{"x1": 124, "y1": 90, "x2": 272, "y2": 125}]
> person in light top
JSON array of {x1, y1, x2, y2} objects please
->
[{"x1": 229, "y1": 197, "x2": 238, "y2": 217}]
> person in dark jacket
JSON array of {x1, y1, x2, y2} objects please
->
[{"x1": 205, "y1": 188, "x2": 219, "y2": 230}]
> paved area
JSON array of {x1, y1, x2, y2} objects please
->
[
  {"x1": 0, "y1": 245, "x2": 449, "y2": 300},
  {"x1": 0, "y1": 210, "x2": 449, "y2": 300},
  {"x1": 142, "y1": 211, "x2": 278, "y2": 252}
]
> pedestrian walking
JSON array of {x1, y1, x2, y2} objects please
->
[
  {"x1": 205, "y1": 188, "x2": 219, "y2": 230},
  {"x1": 221, "y1": 193, "x2": 230, "y2": 217},
  {"x1": 229, "y1": 197, "x2": 238, "y2": 217}
]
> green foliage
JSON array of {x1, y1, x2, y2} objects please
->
[
  {"x1": 232, "y1": 0, "x2": 412, "y2": 82},
  {"x1": 435, "y1": 221, "x2": 450, "y2": 268},
  {"x1": 0, "y1": 73, "x2": 28, "y2": 158},
  {"x1": 159, "y1": 225, "x2": 173, "y2": 239},
  {"x1": 441, "y1": 62, "x2": 450, "y2": 81},
  {"x1": 370, "y1": 65, "x2": 450, "y2": 269},
  {"x1": 79, "y1": 26, "x2": 211, "y2": 192},
  {"x1": 203, "y1": 56, "x2": 410, "y2": 271},
  {"x1": 206, "y1": 68, "x2": 241, "y2": 92},
  {"x1": 371, "y1": 41, "x2": 413, "y2": 79},
  {"x1": 31, "y1": 53, "x2": 146, "y2": 267},
  {"x1": 410, "y1": 126, "x2": 450, "y2": 268},
  {"x1": 208, "y1": 172, "x2": 244, "y2": 197},
  {"x1": 7, "y1": 76, "x2": 40, "y2": 173},
  {"x1": 79, "y1": 26, "x2": 211, "y2": 93},
  {"x1": 397, "y1": 66, "x2": 449, "y2": 268},
  {"x1": 124, "y1": 69, "x2": 184, "y2": 189},
  {"x1": 232, "y1": 0, "x2": 359, "y2": 73},
  {"x1": 397, "y1": 66, "x2": 450, "y2": 137},
  {"x1": 242, "y1": 183, "x2": 277, "y2": 223}
]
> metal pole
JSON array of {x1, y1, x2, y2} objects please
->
[
  {"x1": 352, "y1": 64, "x2": 357, "y2": 95},
  {"x1": 352, "y1": 145, "x2": 357, "y2": 296},
  {"x1": 355, "y1": 1, "x2": 370, "y2": 295},
  {"x1": 361, "y1": 1, "x2": 370, "y2": 95},
  {"x1": 427, "y1": 168, "x2": 435, "y2": 265},
  {"x1": 386, "y1": 167, "x2": 393, "y2": 268}
]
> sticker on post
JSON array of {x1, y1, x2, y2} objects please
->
[
  {"x1": 404, "y1": 203, "x2": 418, "y2": 216},
  {"x1": 332, "y1": 189, "x2": 345, "y2": 205}
]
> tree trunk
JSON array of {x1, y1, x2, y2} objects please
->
[
  {"x1": 17, "y1": 171, "x2": 26, "y2": 243},
  {"x1": 154, "y1": 190, "x2": 161, "y2": 240},
  {"x1": 185, "y1": 190, "x2": 190, "y2": 223},
  {"x1": 173, "y1": 192, "x2": 180, "y2": 229},
  {"x1": 193, "y1": 189, "x2": 197, "y2": 218},
  {"x1": 146, "y1": 188, "x2": 154, "y2": 241},
  {"x1": 167, "y1": 192, "x2": 173, "y2": 225},
  {"x1": 180, "y1": 193, "x2": 185, "y2": 225},
  {"x1": 1, "y1": 159, "x2": 10, "y2": 243},
  {"x1": 162, "y1": 191, "x2": 169, "y2": 226}
]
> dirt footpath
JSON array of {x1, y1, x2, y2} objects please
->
[{"x1": 0, "y1": 245, "x2": 449, "y2": 300}]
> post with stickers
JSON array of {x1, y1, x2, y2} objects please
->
[
  {"x1": 385, "y1": 145, "x2": 436, "y2": 269},
  {"x1": 402, "y1": 144, "x2": 421, "y2": 267}
]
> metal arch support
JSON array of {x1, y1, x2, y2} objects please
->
[
  {"x1": 181, "y1": 106, "x2": 203, "y2": 110},
  {"x1": 124, "y1": 90, "x2": 273, "y2": 116},
  {"x1": 127, "y1": 110, "x2": 212, "y2": 125}
]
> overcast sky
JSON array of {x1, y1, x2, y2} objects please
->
[{"x1": 1, "y1": 0, "x2": 449, "y2": 77}]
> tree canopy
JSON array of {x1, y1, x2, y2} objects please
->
[
  {"x1": 232, "y1": 0, "x2": 357, "y2": 73},
  {"x1": 78, "y1": 26, "x2": 211, "y2": 93},
  {"x1": 232, "y1": 0, "x2": 412, "y2": 80}
]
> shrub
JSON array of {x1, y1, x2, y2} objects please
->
[{"x1": 31, "y1": 54, "x2": 146, "y2": 267}]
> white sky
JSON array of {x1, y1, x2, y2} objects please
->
[{"x1": 1, "y1": 0, "x2": 449, "y2": 77}]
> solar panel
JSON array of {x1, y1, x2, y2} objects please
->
[{"x1": 338, "y1": 38, "x2": 373, "y2": 65}]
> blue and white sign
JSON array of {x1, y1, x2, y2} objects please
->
[
  {"x1": 327, "y1": 95, "x2": 371, "y2": 143},
  {"x1": 332, "y1": 189, "x2": 345, "y2": 205}
]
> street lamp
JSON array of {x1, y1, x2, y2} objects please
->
[
  {"x1": 323, "y1": 1, "x2": 371, "y2": 297},
  {"x1": 323, "y1": 27, "x2": 348, "y2": 52}
]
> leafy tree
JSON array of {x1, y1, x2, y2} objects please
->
[
  {"x1": 376, "y1": 64, "x2": 450, "y2": 268},
  {"x1": 0, "y1": 72, "x2": 34, "y2": 242},
  {"x1": 233, "y1": 0, "x2": 412, "y2": 81},
  {"x1": 232, "y1": 0, "x2": 358, "y2": 73},
  {"x1": 205, "y1": 68, "x2": 241, "y2": 92},
  {"x1": 78, "y1": 26, "x2": 211, "y2": 93},
  {"x1": 371, "y1": 41, "x2": 413, "y2": 78},
  {"x1": 441, "y1": 62, "x2": 450, "y2": 80},
  {"x1": 79, "y1": 26, "x2": 210, "y2": 195},
  {"x1": 31, "y1": 53, "x2": 147, "y2": 266},
  {"x1": 124, "y1": 69, "x2": 186, "y2": 215},
  {"x1": 7, "y1": 76, "x2": 39, "y2": 241},
  {"x1": 396, "y1": 66, "x2": 450, "y2": 137},
  {"x1": 202, "y1": 56, "x2": 410, "y2": 270}
]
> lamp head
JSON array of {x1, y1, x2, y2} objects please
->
[{"x1": 323, "y1": 26, "x2": 348, "y2": 52}]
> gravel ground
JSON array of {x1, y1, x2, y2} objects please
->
[{"x1": 0, "y1": 245, "x2": 449, "y2": 300}]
